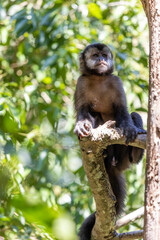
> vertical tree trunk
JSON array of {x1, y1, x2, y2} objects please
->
[{"x1": 141, "y1": 0, "x2": 160, "y2": 239}]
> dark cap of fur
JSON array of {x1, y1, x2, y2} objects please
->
[{"x1": 83, "y1": 43, "x2": 109, "y2": 54}]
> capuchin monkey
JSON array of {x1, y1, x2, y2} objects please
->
[{"x1": 74, "y1": 43, "x2": 146, "y2": 240}]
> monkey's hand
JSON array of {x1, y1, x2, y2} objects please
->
[
  {"x1": 74, "y1": 120, "x2": 92, "y2": 138},
  {"x1": 121, "y1": 124, "x2": 144, "y2": 144}
]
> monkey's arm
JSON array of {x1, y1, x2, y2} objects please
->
[
  {"x1": 112, "y1": 78, "x2": 146, "y2": 143},
  {"x1": 113, "y1": 104, "x2": 146, "y2": 143},
  {"x1": 74, "y1": 77, "x2": 97, "y2": 138},
  {"x1": 74, "y1": 106, "x2": 94, "y2": 138}
]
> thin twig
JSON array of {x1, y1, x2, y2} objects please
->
[
  {"x1": 116, "y1": 207, "x2": 144, "y2": 229},
  {"x1": 115, "y1": 230, "x2": 143, "y2": 239}
]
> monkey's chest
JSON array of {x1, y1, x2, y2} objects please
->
[{"x1": 86, "y1": 87, "x2": 114, "y2": 114}]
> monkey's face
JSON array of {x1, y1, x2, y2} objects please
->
[{"x1": 80, "y1": 43, "x2": 114, "y2": 75}]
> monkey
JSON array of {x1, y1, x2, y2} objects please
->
[{"x1": 74, "y1": 43, "x2": 146, "y2": 240}]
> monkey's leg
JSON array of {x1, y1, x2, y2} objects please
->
[
  {"x1": 104, "y1": 146, "x2": 126, "y2": 214},
  {"x1": 130, "y1": 112, "x2": 145, "y2": 131}
]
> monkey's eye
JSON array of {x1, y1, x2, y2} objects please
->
[
  {"x1": 93, "y1": 53, "x2": 98, "y2": 57},
  {"x1": 102, "y1": 54, "x2": 107, "y2": 58}
]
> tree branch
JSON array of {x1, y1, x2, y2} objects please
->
[
  {"x1": 79, "y1": 121, "x2": 146, "y2": 240},
  {"x1": 114, "y1": 230, "x2": 143, "y2": 240},
  {"x1": 81, "y1": 121, "x2": 146, "y2": 149},
  {"x1": 116, "y1": 207, "x2": 144, "y2": 229}
]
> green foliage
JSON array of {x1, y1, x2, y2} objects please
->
[{"x1": 0, "y1": 0, "x2": 148, "y2": 239}]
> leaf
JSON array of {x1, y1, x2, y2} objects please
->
[
  {"x1": 88, "y1": 3, "x2": 102, "y2": 19},
  {"x1": 117, "y1": 52, "x2": 128, "y2": 61},
  {"x1": 41, "y1": 11, "x2": 52, "y2": 26},
  {"x1": 43, "y1": 77, "x2": 52, "y2": 84},
  {"x1": 4, "y1": 140, "x2": 16, "y2": 155},
  {"x1": 40, "y1": 10, "x2": 57, "y2": 26},
  {"x1": 31, "y1": 8, "x2": 37, "y2": 30},
  {"x1": 1, "y1": 111, "x2": 19, "y2": 133},
  {"x1": 15, "y1": 19, "x2": 28, "y2": 34},
  {"x1": 42, "y1": 54, "x2": 58, "y2": 69},
  {"x1": 11, "y1": 195, "x2": 59, "y2": 235},
  {"x1": 11, "y1": 9, "x2": 26, "y2": 20}
]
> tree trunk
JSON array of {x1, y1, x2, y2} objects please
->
[{"x1": 141, "y1": 0, "x2": 160, "y2": 239}]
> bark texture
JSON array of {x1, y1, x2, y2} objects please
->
[{"x1": 140, "y1": 0, "x2": 160, "y2": 239}]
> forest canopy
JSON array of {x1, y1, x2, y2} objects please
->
[{"x1": 0, "y1": 0, "x2": 148, "y2": 239}]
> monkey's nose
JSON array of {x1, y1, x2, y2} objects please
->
[{"x1": 98, "y1": 56, "x2": 105, "y2": 62}]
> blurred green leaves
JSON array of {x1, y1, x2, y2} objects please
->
[
  {"x1": 0, "y1": 0, "x2": 148, "y2": 239},
  {"x1": 88, "y1": 3, "x2": 102, "y2": 19},
  {"x1": 0, "y1": 111, "x2": 19, "y2": 134},
  {"x1": 42, "y1": 55, "x2": 58, "y2": 69}
]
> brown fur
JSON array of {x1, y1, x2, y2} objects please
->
[{"x1": 75, "y1": 74, "x2": 126, "y2": 122}]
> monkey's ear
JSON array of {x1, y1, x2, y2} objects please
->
[
  {"x1": 79, "y1": 52, "x2": 85, "y2": 73},
  {"x1": 111, "y1": 51, "x2": 113, "y2": 59},
  {"x1": 79, "y1": 52, "x2": 83, "y2": 62},
  {"x1": 108, "y1": 48, "x2": 113, "y2": 60}
]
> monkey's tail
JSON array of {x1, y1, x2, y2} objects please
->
[
  {"x1": 78, "y1": 212, "x2": 95, "y2": 240},
  {"x1": 107, "y1": 167, "x2": 126, "y2": 215}
]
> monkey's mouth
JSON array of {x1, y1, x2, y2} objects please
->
[{"x1": 96, "y1": 62, "x2": 107, "y2": 67}]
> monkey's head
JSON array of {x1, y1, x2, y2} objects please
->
[{"x1": 79, "y1": 43, "x2": 114, "y2": 75}]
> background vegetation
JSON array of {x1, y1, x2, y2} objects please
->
[{"x1": 0, "y1": 0, "x2": 148, "y2": 239}]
